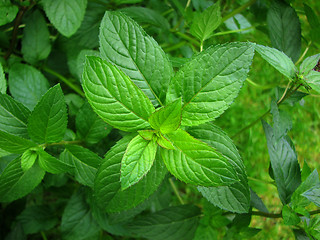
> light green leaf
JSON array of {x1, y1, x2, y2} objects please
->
[
  {"x1": 302, "y1": 184, "x2": 320, "y2": 207},
  {"x1": 156, "y1": 134, "x2": 175, "y2": 150},
  {"x1": 190, "y1": 2, "x2": 221, "y2": 42},
  {"x1": 0, "y1": 157, "x2": 45, "y2": 202},
  {"x1": 21, "y1": 10, "x2": 51, "y2": 64},
  {"x1": 8, "y1": 63, "x2": 49, "y2": 110},
  {"x1": 188, "y1": 123, "x2": 250, "y2": 213},
  {"x1": 305, "y1": 70, "x2": 320, "y2": 93},
  {"x1": 224, "y1": 14, "x2": 253, "y2": 34},
  {"x1": 99, "y1": 11, "x2": 173, "y2": 106},
  {"x1": 167, "y1": 42, "x2": 254, "y2": 126},
  {"x1": 82, "y1": 56, "x2": 155, "y2": 132},
  {"x1": 0, "y1": 63, "x2": 6, "y2": 94},
  {"x1": 161, "y1": 129, "x2": 238, "y2": 187},
  {"x1": 60, "y1": 145, "x2": 102, "y2": 187},
  {"x1": 42, "y1": 0, "x2": 88, "y2": 37},
  {"x1": 149, "y1": 98, "x2": 182, "y2": 134},
  {"x1": 126, "y1": 205, "x2": 201, "y2": 240},
  {"x1": 121, "y1": 135, "x2": 157, "y2": 190},
  {"x1": 282, "y1": 205, "x2": 300, "y2": 225},
  {"x1": 28, "y1": 84, "x2": 67, "y2": 144},
  {"x1": 38, "y1": 149, "x2": 72, "y2": 174},
  {"x1": 300, "y1": 54, "x2": 320, "y2": 75},
  {"x1": 0, "y1": 93, "x2": 30, "y2": 138},
  {"x1": 21, "y1": 149, "x2": 37, "y2": 171},
  {"x1": 138, "y1": 130, "x2": 156, "y2": 141},
  {"x1": 0, "y1": 0, "x2": 18, "y2": 26},
  {"x1": 255, "y1": 44, "x2": 297, "y2": 80},
  {"x1": 0, "y1": 130, "x2": 37, "y2": 154}
]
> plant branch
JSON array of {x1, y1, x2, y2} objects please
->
[
  {"x1": 42, "y1": 140, "x2": 83, "y2": 148},
  {"x1": 169, "y1": 178, "x2": 184, "y2": 204},
  {"x1": 295, "y1": 41, "x2": 312, "y2": 66},
  {"x1": 222, "y1": 0, "x2": 257, "y2": 22},
  {"x1": 41, "y1": 231, "x2": 48, "y2": 240},
  {"x1": 252, "y1": 208, "x2": 320, "y2": 219}
]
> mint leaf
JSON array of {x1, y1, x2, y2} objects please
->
[
  {"x1": 99, "y1": 11, "x2": 173, "y2": 106},
  {"x1": 8, "y1": 63, "x2": 49, "y2": 110},
  {"x1": 138, "y1": 130, "x2": 156, "y2": 141},
  {"x1": 21, "y1": 10, "x2": 51, "y2": 64},
  {"x1": 190, "y1": 2, "x2": 221, "y2": 43},
  {"x1": 38, "y1": 149, "x2": 72, "y2": 174},
  {"x1": 149, "y1": 98, "x2": 182, "y2": 133},
  {"x1": 0, "y1": 157, "x2": 45, "y2": 202},
  {"x1": 302, "y1": 185, "x2": 320, "y2": 207},
  {"x1": 0, "y1": 0, "x2": 18, "y2": 26},
  {"x1": 0, "y1": 63, "x2": 6, "y2": 94},
  {"x1": 0, "y1": 93, "x2": 31, "y2": 138},
  {"x1": 161, "y1": 129, "x2": 238, "y2": 187},
  {"x1": 270, "y1": 100, "x2": 292, "y2": 142},
  {"x1": 282, "y1": 205, "x2": 300, "y2": 225},
  {"x1": 82, "y1": 56, "x2": 155, "y2": 132},
  {"x1": 300, "y1": 54, "x2": 320, "y2": 75},
  {"x1": 21, "y1": 149, "x2": 37, "y2": 171},
  {"x1": 0, "y1": 130, "x2": 37, "y2": 154},
  {"x1": 188, "y1": 123, "x2": 250, "y2": 213},
  {"x1": 255, "y1": 45, "x2": 297, "y2": 80},
  {"x1": 304, "y1": 4, "x2": 320, "y2": 43},
  {"x1": 305, "y1": 70, "x2": 320, "y2": 93},
  {"x1": 267, "y1": 0, "x2": 301, "y2": 62},
  {"x1": 126, "y1": 205, "x2": 201, "y2": 240},
  {"x1": 167, "y1": 42, "x2": 254, "y2": 126},
  {"x1": 42, "y1": 0, "x2": 88, "y2": 37},
  {"x1": 28, "y1": 84, "x2": 67, "y2": 144},
  {"x1": 156, "y1": 134, "x2": 175, "y2": 150}
]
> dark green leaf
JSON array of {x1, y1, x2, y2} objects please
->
[
  {"x1": 304, "y1": 4, "x2": 320, "y2": 43},
  {"x1": 301, "y1": 160, "x2": 312, "y2": 181},
  {"x1": 0, "y1": 0, "x2": 18, "y2": 26},
  {"x1": 275, "y1": 87, "x2": 308, "y2": 106},
  {"x1": 99, "y1": 11, "x2": 173, "y2": 106},
  {"x1": 0, "y1": 130, "x2": 37, "y2": 154},
  {"x1": 250, "y1": 188, "x2": 269, "y2": 213},
  {"x1": 21, "y1": 149, "x2": 37, "y2": 171},
  {"x1": 302, "y1": 184, "x2": 320, "y2": 207},
  {"x1": 167, "y1": 42, "x2": 254, "y2": 126},
  {"x1": 293, "y1": 229, "x2": 310, "y2": 240},
  {"x1": 38, "y1": 149, "x2": 72, "y2": 174},
  {"x1": 4, "y1": 223, "x2": 26, "y2": 240},
  {"x1": 76, "y1": 49, "x2": 100, "y2": 80},
  {"x1": 282, "y1": 205, "x2": 300, "y2": 225},
  {"x1": 0, "y1": 63, "x2": 6, "y2": 93},
  {"x1": 28, "y1": 84, "x2": 67, "y2": 144},
  {"x1": 267, "y1": 0, "x2": 301, "y2": 62},
  {"x1": 270, "y1": 100, "x2": 292, "y2": 142}
]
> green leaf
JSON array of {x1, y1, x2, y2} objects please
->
[
  {"x1": 0, "y1": 63, "x2": 6, "y2": 94},
  {"x1": 138, "y1": 129, "x2": 155, "y2": 141},
  {"x1": 305, "y1": 70, "x2": 320, "y2": 93},
  {"x1": 0, "y1": 157, "x2": 45, "y2": 202},
  {"x1": 275, "y1": 87, "x2": 308, "y2": 106},
  {"x1": 0, "y1": 0, "x2": 18, "y2": 26},
  {"x1": 267, "y1": 0, "x2": 301, "y2": 62},
  {"x1": 121, "y1": 135, "x2": 157, "y2": 190},
  {"x1": 161, "y1": 129, "x2": 238, "y2": 187},
  {"x1": 302, "y1": 184, "x2": 320, "y2": 207},
  {"x1": 0, "y1": 93, "x2": 31, "y2": 138},
  {"x1": 76, "y1": 101, "x2": 112, "y2": 145},
  {"x1": 255, "y1": 44, "x2": 297, "y2": 80},
  {"x1": 8, "y1": 63, "x2": 49, "y2": 110},
  {"x1": 42, "y1": 0, "x2": 88, "y2": 37},
  {"x1": 82, "y1": 56, "x2": 155, "y2": 132},
  {"x1": 60, "y1": 145, "x2": 102, "y2": 187},
  {"x1": 38, "y1": 149, "x2": 72, "y2": 174},
  {"x1": 0, "y1": 130, "x2": 37, "y2": 154},
  {"x1": 224, "y1": 14, "x2": 253, "y2": 34},
  {"x1": 149, "y1": 98, "x2": 182, "y2": 133},
  {"x1": 21, "y1": 149, "x2": 37, "y2": 171},
  {"x1": 188, "y1": 123, "x2": 250, "y2": 213},
  {"x1": 156, "y1": 134, "x2": 175, "y2": 150},
  {"x1": 190, "y1": 2, "x2": 221, "y2": 42},
  {"x1": 76, "y1": 49, "x2": 100, "y2": 80},
  {"x1": 126, "y1": 205, "x2": 201, "y2": 240},
  {"x1": 300, "y1": 54, "x2": 320, "y2": 75},
  {"x1": 304, "y1": 4, "x2": 320, "y2": 43},
  {"x1": 61, "y1": 191, "x2": 100, "y2": 240},
  {"x1": 282, "y1": 205, "x2": 300, "y2": 225},
  {"x1": 27, "y1": 84, "x2": 67, "y2": 144},
  {"x1": 250, "y1": 188, "x2": 269, "y2": 213},
  {"x1": 262, "y1": 120, "x2": 301, "y2": 204},
  {"x1": 167, "y1": 42, "x2": 254, "y2": 126},
  {"x1": 21, "y1": 10, "x2": 51, "y2": 64},
  {"x1": 99, "y1": 11, "x2": 173, "y2": 106},
  {"x1": 301, "y1": 160, "x2": 312, "y2": 181},
  {"x1": 94, "y1": 135, "x2": 167, "y2": 212},
  {"x1": 270, "y1": 100, "x2": 292, "y2": 142},
  {"x1": 17, "y1": 205, "x2": 58, "y2": 234}
]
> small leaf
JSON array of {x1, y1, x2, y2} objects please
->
[
  {"x1": 300, "y1": 54, "x2": 320, "y2": 75},
  {"x1": 0, "y1": 0, "x2": 18, "y2": 26},
  {"x1": 255, "y1": 44, "x2": 297, "y2": 80},
  {"x1": 0, "y1": 130, "x2": 37, "y2": 154},
  {"x1": 21, "y1": 149, "x2": 37, "y2": 171},
  {"x1": 42, "y1": 0, "x2": 88, "y2": 37},
  {"x1": 28, "y1": 84, "x2": 67, "y2": 144},
  {"x1": 138, "y1": 130, "x2": 156, "y2": 141},
  {"x1": 149, "y1": 98, "x2": 182, "y2": 133},
  {"x1": 156, "y1": 134, "x2": 175, "y2": 150},
  {"x1": 302, "y1": 184, "x2": 320, "y2": 207},
  {"x1": 161, "y1": 129, "x2": 238, "y2": 187},
  {"x1": 82, "y1": 56, "x2": 155, "y2": 132},
  {"x1": 275, "y1": 87, "x2": 308, "y2": 106},
  {"x1": 305, "y1": 70, "x2": 320, "y2": 93},
  {"x1": 282, "y1": 205, "x2": 300, "y2": 225},
  {"x1": 250, "y1": 188, "x2": 269, "y2": 213},
  {"x1": 0, "y1": 63, "x2": 6, "y2": 94},
  {"x1": 121, "y1": 135, "x2": 157, "y2": 190},
  {"x1": 37, "y1": 149, "x2": 72, "y2": 174}
]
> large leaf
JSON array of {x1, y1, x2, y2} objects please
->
[
  {"x1": 8, "y1": 63, "x2": 49, "y2": 110},
  {"x1": 0, "y1": 157, "x2": 45, "y2": 202},
  {"x1": 126, "y1": 205, "x2": 201, "y2": 240},
  {"x1": 263, "y1": 121, "x2": 301, "y2": 204},
  {"x1": 267, "y1": 0, "x2": 301, "y2": 62},
  {"x1": 0, "y1": 63, "x2": 6, "y2": 94},
  {"x1": 42, "y1": 0, "x2": 88, "y2": 37},
  {"x1": 0, "y1": 0, "x2": 18, "y2": 26},
  {"x1": 188, "y1": 123, "x2": 250, "y2": 213},
  {"x1": 0, "y1": 94, "x2": 30, "y2": 138},
  {"x1": 99, "y1": 11, "x2": 173, "y2": 106},
  {"x1": 21, "y1": 10, "x2": 51, "y2": 64},
  {"x1": 120, "y1": 135, "x2": 157, "y2": 190},
  {"x1": 0, "y1": 130, "x2": 37, "y2": 154},
  {"x1": 161, "y1": 129, "x2": 238, "y2": 187},
  {"x1": 82, "y1": 56, "x2": 155, "y2": 132},
  {"x1": 166, "y1": 42, "x2": 254, "y2": 126},
  {"x1": 28, "y1": 84, "x2": 67, "y2": 144}
]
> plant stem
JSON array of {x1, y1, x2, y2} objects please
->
[
  {"x1": 42, "y1": 140, "x2": 83, "y2": 148},
  {"x1": 295, "y1": 41, "x2": 312, "y2": 65},
  {"x1": 213, "y1": 26, "x2": 256, "y2": 36},
  {"x1": 169, "y1": 178, "x2": 184, "y2": 205},
  {"x1": 252, "y1": 208, "x2": 320, "y2": 219},
  {"x1": 246, "y1": 78, "x2": 278, "y2": 90},
  {"x1": 42, "y1": 67, "x2": 85, "y2": 97},
  {"x1": 247, "y1": 177, "x2": 275, "y2": 185},
  {"x1": 41, "y1": 231, "x2": 48, "y2": 240},
  {"x1": 172, "y1": 31, "x2": 200, "y2": 46},
  {"x1": 185, "y1": 0, "x2": 191, "y2": 10},
  {"x1": 221, "y1": 0, "x2": 257, "y2": 22}
]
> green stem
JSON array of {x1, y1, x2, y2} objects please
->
[
  {"x1": 41, "y1": 231, "x2": 48, "y2": 240},
  {"x1": 222, "y1": 0, "x2": 257, "y2": 22},
  {"x1": 169, "y1": 178, "x2": 184, "y2": 205},
  {"x1": 42, "y1": 67, "x2": 85, "y2": 97},
  {"x1": 252, "y1": 209, "x2": 320, "y2": 219},
  {"x1": 163, "y1": 41, "x2": 187, "y2": 52},
  {"x1": 185, "y1": 0, "x2": 191, "y2": 10},
  {"x1": 42, "y1": 140, "x2": 83, "y2": 148},
  {"x1": 246, "y1": 78, "x2": 278, "y2": 90},
  {"x1": 172, "y1": 31, "x2": 200, "y2": 46},
  {"x1": 247, "y1": 177, "x2": 275, "y2": 185},
  {"x1": 213, "y1": 26, "x2": 256, "y2": 36},
  {"x1": 295, "y1": 41, "x2": 312, "y2": 65}
]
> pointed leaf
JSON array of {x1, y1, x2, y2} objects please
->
[
  {"x1": 302, "y1": 184, "x2": 320, "y2": 207},
  {"x1": 0, "y1": 0, "x2": 18, "y2": 26},
  {"x1": 300, "y1": 54, "x2": 320, "y2": 75},
  {"x1": 255, "y1": 44, "x2": 297, "y2": 80},
  {"x1": 21, "y1": 149, "x2": 37, "y2": 171},
  {"x1": 120, "y1": 135, "x2": 157, "y2": 190},
  {"x1": 28, "y1": 84, "x2": 67, "y2": 144},
  {"x1": 167, "y1": 42, "x2": 254, "y2": 126},
  {"x1": 42, "y1": 0, "x2": 87, "y2": 37},
  {"x1": 250, "y1": 188, "x2": 269, "y2": 213},
  {"x1": 0, "y1": 157, "x2": 45, "y2": 202},
  {"x1": 305, "y1": 70, "x2": 320, "y2": 93},
  {"x1": 99, "y1": 11, "x2": 173, "y2": 105},
  {"x1": 0, "y1": 63, "x2": 6, "y2": 94},
  {"x1": 82, "y1": 56, "x2": 155, "y2": 132},
  {"x1": 0, "y1": 130, "x2": 37, "y2": 154},
  {"x1": 161, "y1": 129, "x2": 238, "y2": 187},
  {"x1": 138, "y1": 130, "x2": 155, "y2": 141},
  {"x1": 37, "y1": 149, "x2": 72, "y2": 174},
  {"x1": 156, "y1": 134, "x2": 175, "y2": 150}
]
